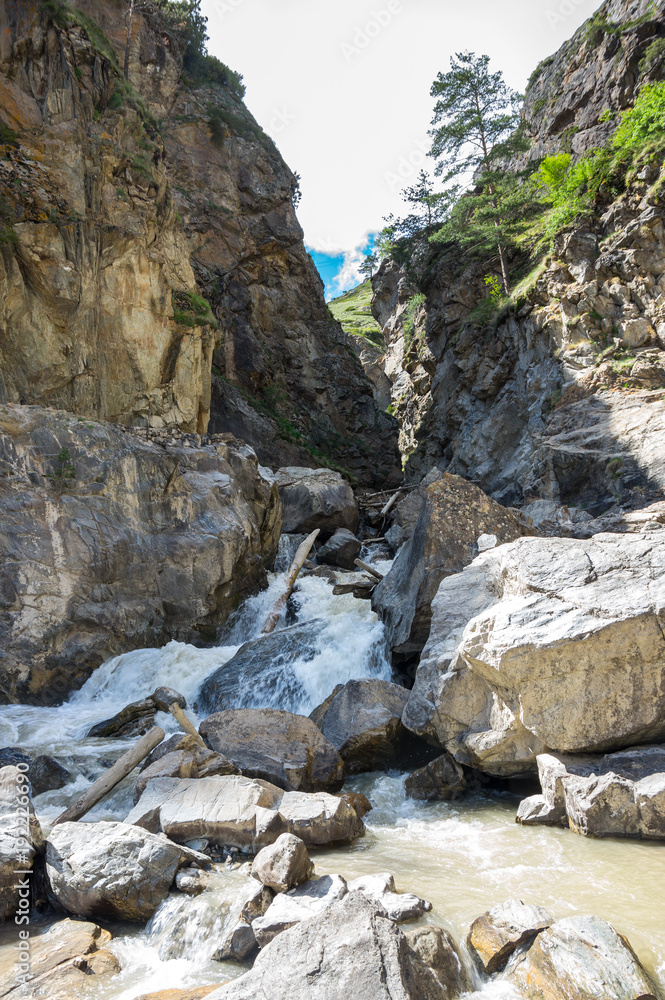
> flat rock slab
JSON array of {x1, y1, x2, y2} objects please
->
[
  {"x1": 467, "y1": 899, "x2": 552, "y2": 975},
  {"x1": 507, "y1": 915, "x2": 659, "y2": 1000},
  {"x1": 126, "y1": 775, "x2": 365, "y2": 850},
  {"x1": 206, "y1": 892, "x2": 453, "y2": 1000},
  {"x1": 199, "y1": 709, "x2": 344, "y2": 792},
  {"x1": 46, "y1": 821, "x2": 188, "y2": 922},
  {"x1": 195, "y1": 620, "x2": 326, "y2": 716},
  {"x1": 274, "y1": 467, "x2": 359, "y2": 536},
  {"x1": 313, "y1": 679, "x2": 416, "y2": 774}
]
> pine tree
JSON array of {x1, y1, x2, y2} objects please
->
[
  {"x1": 359, "y1": 252, "x2": 379, "y2": 282},
  {"x1": 429, "y1": 51, "x2": 528, "y2": 293}
]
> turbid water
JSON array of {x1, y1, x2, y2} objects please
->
[{"x1": 1, "y1": 552, "x2": 664, "y2": 999}]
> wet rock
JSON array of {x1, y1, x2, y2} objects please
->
[
  {"x1": 312, "y1": 679, "x2": 416, "y2": 774},
  {"x1": 251, "y1": 833, "x2": 314, "y2": 893},
  {"x1": 405, "y1": 925, "x2": 469, "y2": 999},
  {"x1": 347, "y1": 873, "x2": 432, "y2": 924},
  {"x1": 405, "y1": 754, "x2": 466, "y2": 802},
  {"x1": 240, "y1": 880, "x2": 274, "y2": 922},
  {"x1": 0, "y1": 765, "x2": 43, "y2": 920},
  {"x1": 153, "y1": 687, "x2": 187, "y2": 712},
  {"x1": 207, "y1": 891, "x2": 453, "y2": 1000},
  {"x1": 175, "y1": 868, "x2": 211, "y2": 896},
  {"x1": 253, "y1": 873, "x2": 348, "y2": 947},
  {"x1": 199, "y1": 709, "x2": 345, "y2": 793},
  {"x1": 140, "y1": 735, "x2": 237, "y2": 782},
  {"x1": 0, "y1": 917, "x2": 113, "y2": 995},
  {"x1": 467, "y1": 899, "x2": 552, "y2": 975},
  {"x1": 506, "y1": 915, "x2": 659, "y2": 1000},
  {"x1": 517, "y1": 747, "x2": 665, "y2": 839},
  {"x1": 214, "y1": 921, "x2": 258, "y2": 962},
  {"x1": 86, "y1": 698, "x2": 157, "y2": 739},
  {"x1": 337, "y1": 791, "x2": 373, "y2": 818},
  {"x1": 127, "y1": 775, "x2": 365, "y2": 850},
  {"x1": 373, "y1": 474, "x2": 528, "y2": 656},
  {"x1": 275, "y1": 468, "x2": 359, "y2": 537},
  {"x1": 45, "y1": 821, "x2": 188, "y2": 921},
  {"x1": 196, "y1": 620, "x2": 326, "y2": 716},
  {"x1": 404, "y1": 533, "x2": 665, "y2": 776},
  {"x1": 317, "y1": 528, "x2": 362, "y2": 570},
  {"x1": 0, "y1": 748, "x2": 70, "y2": 796}
]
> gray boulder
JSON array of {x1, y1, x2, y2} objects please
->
[
  {"x1": 517, "y1": 747, "x2": 665, "y2": 840},
  {"x1": 251, "y1": 833, "x2": 314, "y2": 893},
  {"x1": 467, "y1": 899, "x2": 552, "y2": 975},
  {"x1": 126, "y1": 775, "x2": 365, "y2": 850},
  {"x1": 213, "y1": 877, "x2": 274, "y2": 962},
  {"x1": 405, "y1": 754, "x2": 466, "y2": 802},
  {"x1": 373, "y1": 473, "x2": 527, "y2": 656},
  {"x1": 317, "y1": 528, "x2": 362, "y2": 570},
  {"x1": 507, "y1": 914, "x2": 659, "y2": 999},
  {"x1": 274, "y1": 467, "x2": 359, "y2": 537},
  {"x1": 195, "y1": 620, "x2": 326, "y2": 716},
  {"x1": 45, "y1": 821, "x2": 193, "y2": 922},
  {"x1": 199, "y1": 709, "x2": 344, "y2": 792},
  {"x1": 405, "y1": 925, "x2": 469, "y2": 1000},
  {"x1": 313, "y1": 679, "x2": 416, "y2": 774},
  {"x1": 346, "y1": 872, "x2": 432, "y2": 923},
  {"x1": 206, "y1": 892, "x2": 454, "y2": 1000},
  {"x1": 0, "y1": 748, "x2": 70, "y2": 796},
  {"x1": 253, "y1": 874, "x2": 348, "y2": 947},
  {"x1": 0, "y1": 765, "x2": 43, "y2": 920},
  {"x1": 404, "y1": 533, "x2": 665, "y2": 776}
]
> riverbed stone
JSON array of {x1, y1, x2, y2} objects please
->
[
  {"x1": 405, "y1": 753, "x2": 466, "y2": 802},
  {"x1": 195, "y1": 620, "x2": 327, "y2": 716},
  {"x1": 126, "y1": 775, "x2": 365, "y2": 849},
  {"x1": 404, "y1": 533, "x2": 665, "y2": 776},
  {"x1": 467, "y1": 899, "x2": 553, "y2": 975},
  {"x1": 274, "y1": 467, "x2": 359, "y2": 537},
  {"x1": 200, "y1": 709, "x2": 344, "y2": 793},
  {"x1": 214, "y1": 920, "x2": 258, "y2": 962},
  {"x1": 207, "y1": 892, "x2": 453, "y2": 1000},
  {"x1": 373, "y1": 474, "x2": 528, "y2": 656},
  {"x1": 45, "y1": 821, "x2": 187, "y2": 921},
  {"x1": 506, "y1": 915, "x2": 659, "y2": 1000},
  {"x1": 347, "y1": 872, "x2": 432, "y2": 923},
  {"x1": 0, "y1": 765, "x2": 43, "y2": 921},
  {"x1": 313, "y1": 679, "x2": 417, "y2": 774},
  {"x1": 252, "y1": 874, "x2": 348, "y2": 947},
  {"x1": 404, "y1": 925, "x2": 469, "y2": 999},
  {"x1": 251, "y1": 833, "x2": 314, "y2": 892},
  {"x1": 317, "y1": 528, "x2": 362, "y2": 570}
]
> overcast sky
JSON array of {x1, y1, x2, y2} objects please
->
[{"x1": 203, "y1": 0, "x2": 600, "y2": 297}]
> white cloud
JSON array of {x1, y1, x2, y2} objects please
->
[{"x1": 203, "y1": 0, "x2": 599, "y2": 261}]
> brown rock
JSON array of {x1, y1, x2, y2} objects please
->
[
  {"x1": 337, "y1": 791, "x2": 373, "y2": 818},
  {"x1": 405, "y1": 925, "x2": 469, "y2": 999},
  {"x1": 405, "y1": 754, "x2": 466, "y2": 802},
  {"x1": 88, "y1": 698, "x2": 157, "y2": 739},
  {"x1": 468, "y1": 899, "x2": 552, "y2": 975},
  {"x1": 0, "y1": 918, "x2": 113, "y2": 998},
  {"x1": 200, "y1": 709, "x2": 345, "y2": 792}
]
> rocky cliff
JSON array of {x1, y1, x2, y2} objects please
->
[
  {"x1": 372, "y1": 0, "x2": 665, "y2": 509},
  {"x1": 0, "y1": 0, "x2": 398, "y2": 483}
]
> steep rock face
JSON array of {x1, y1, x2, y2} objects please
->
[
  {"x1": 0, "y1": 404, "x2": 280, "y2": 704},
  {"x1": 372, "y1": 0, "x2": 665, "y2": 504},
  {"x1": 0, "y1": 0, "x2": 398, "y2": 481}
]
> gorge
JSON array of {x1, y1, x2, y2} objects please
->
[{"x1": 1, "y1": 1, "x2": 665, "y2": 999}]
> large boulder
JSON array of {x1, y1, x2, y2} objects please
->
[
  {"x1": 0, "y1": 406, "x2": 281, "y2": 706},
  {"x1": 373, "y1": 474, "x2": 528, "y2": 656},
  {"x1": 404, "y1": 925, "x2": 469, "y2": 1000},
  {"x1": 317, "y1": 528, "x2": 362, "y2": 570},
  {"x1": 0, "y1": 748, "x2": 70, "y2": 796},
  {"x1": 251, "y1": 833, "x2": 314, "y2": 893},
  {"x1": 312, "y1": 680, "x2": 421, "y2": 774},
  {"x1": 403, "y1": 532, "x2": 665, "y2": 776},
  {"x1": 274, "y1": 468, "x2": 359, "y2": 537},
  {"x1": 506, "y1": 915, "x2": 659, "y2": 1000},
  {"x1": 467, "y1": 899, "x2": 552, "y2": 975},
  {"x1": 45, "y1": 821, "x2": 194, "y2": 922},
  {"x1": 207, "y1": 892, "x2": 455, "y2": 1000},
  {"x1": 0, "y1": 765, "x2": 43, "y2": 920},
  {"x1": 199, "y1": 709, "x2": 344, "y2": 792},
  {"x1": 126, "y1": 775, "x2": 365, "y2": 849},
  {"x1": 195, "y1": 620, "x2": 326, "y2": 716},
  {"x1": 517, "y1": 746, "x2": 665, "y2": 839}
]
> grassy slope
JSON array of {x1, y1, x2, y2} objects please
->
[{"x1": 329, "y1": 281, "x2": 384, "y2": 349}]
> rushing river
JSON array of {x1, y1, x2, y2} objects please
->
[{"x1": 1, "y1": 548, "x2": 664, "y2": 999}]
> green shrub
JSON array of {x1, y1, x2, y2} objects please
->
[
  {"x1": 49, "y1": 448, "x2": 76, "y2": 493},
  {"x1": 526, "y1": 56, "x2": 553, "y2": 92},
  {"x1": 172, "y1": 289, "x2": 217, "y2": 328},
  {"x1": 107, "y1": 90, "x2": 123, "y2": 111},
  {"x1": 184, "y1": 50, "x2": 245, "y2": 97},
  {"x1": 612, "y1": 80, "x2": 665, "y2": 153},
  {"x1": 207, "y1": 105, "x2": 265, "y2": 146},
  {"x1": 640, "y1": 37, "x2": 665, "y2": 75}
]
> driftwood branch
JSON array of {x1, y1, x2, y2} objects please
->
[
  {"x1": 380, "y1": 491, "x2": 402, "y2": 517},
  {"x1": 261, "y1": 529, "x2": 320, "y2": 634},
  {"x1": 53, "y1": 726, "x2": 165, "y2": 826},
  {"x1": 170, "y1": 703, "x2": 207, "y2": 747},
  {"x1": 355, "y1": 558, "x2": 384, "y2": 581}
]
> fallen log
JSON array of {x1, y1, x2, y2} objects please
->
[
  {"x1": 355, "y1": 558, "x2": 384, "y2": 581},
  {"x1": 170, "y1": 702, "x2": 207, "y2": 748},
  {"x1": 380, "y1": 491, "x2": 402, "y2": 517},
  {"x1": 53, "y1": 726, "x2": 165, "y2": 826},
  {"x1": 261, "y1": 528, "x2": 320, "y2": 634}
]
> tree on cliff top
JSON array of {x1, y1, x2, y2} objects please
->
[{"x1": 429, "y1": 51, "x2": 528, "y2": 293}]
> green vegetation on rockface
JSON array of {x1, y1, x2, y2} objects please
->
[{"x1": 329, "y1": 281, "x2": 384, "y2": 349}]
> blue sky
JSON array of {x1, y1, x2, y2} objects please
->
[{"x1": 204, "y1": 0, "x2": 600, "y2": 301}]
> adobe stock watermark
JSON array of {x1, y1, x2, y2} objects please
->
[
  {"x1": 341, "y1": 1, "x2": 404, "y2": 63},
  {"x1": 11, "y1": 764, "x2": 33, "y2": 989},
  {"x1": 545, "y1": 0, "x2": 595, "y2": 28},
  {"x1": 210, "y1": 0, "x2": 247, "y2": 19},
  {"x1": 266, "y1": 107, "x2": 296, "y2": 135},
  {"x1": 384, "y1": 138, "x2": 430, "y2": 193}
]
